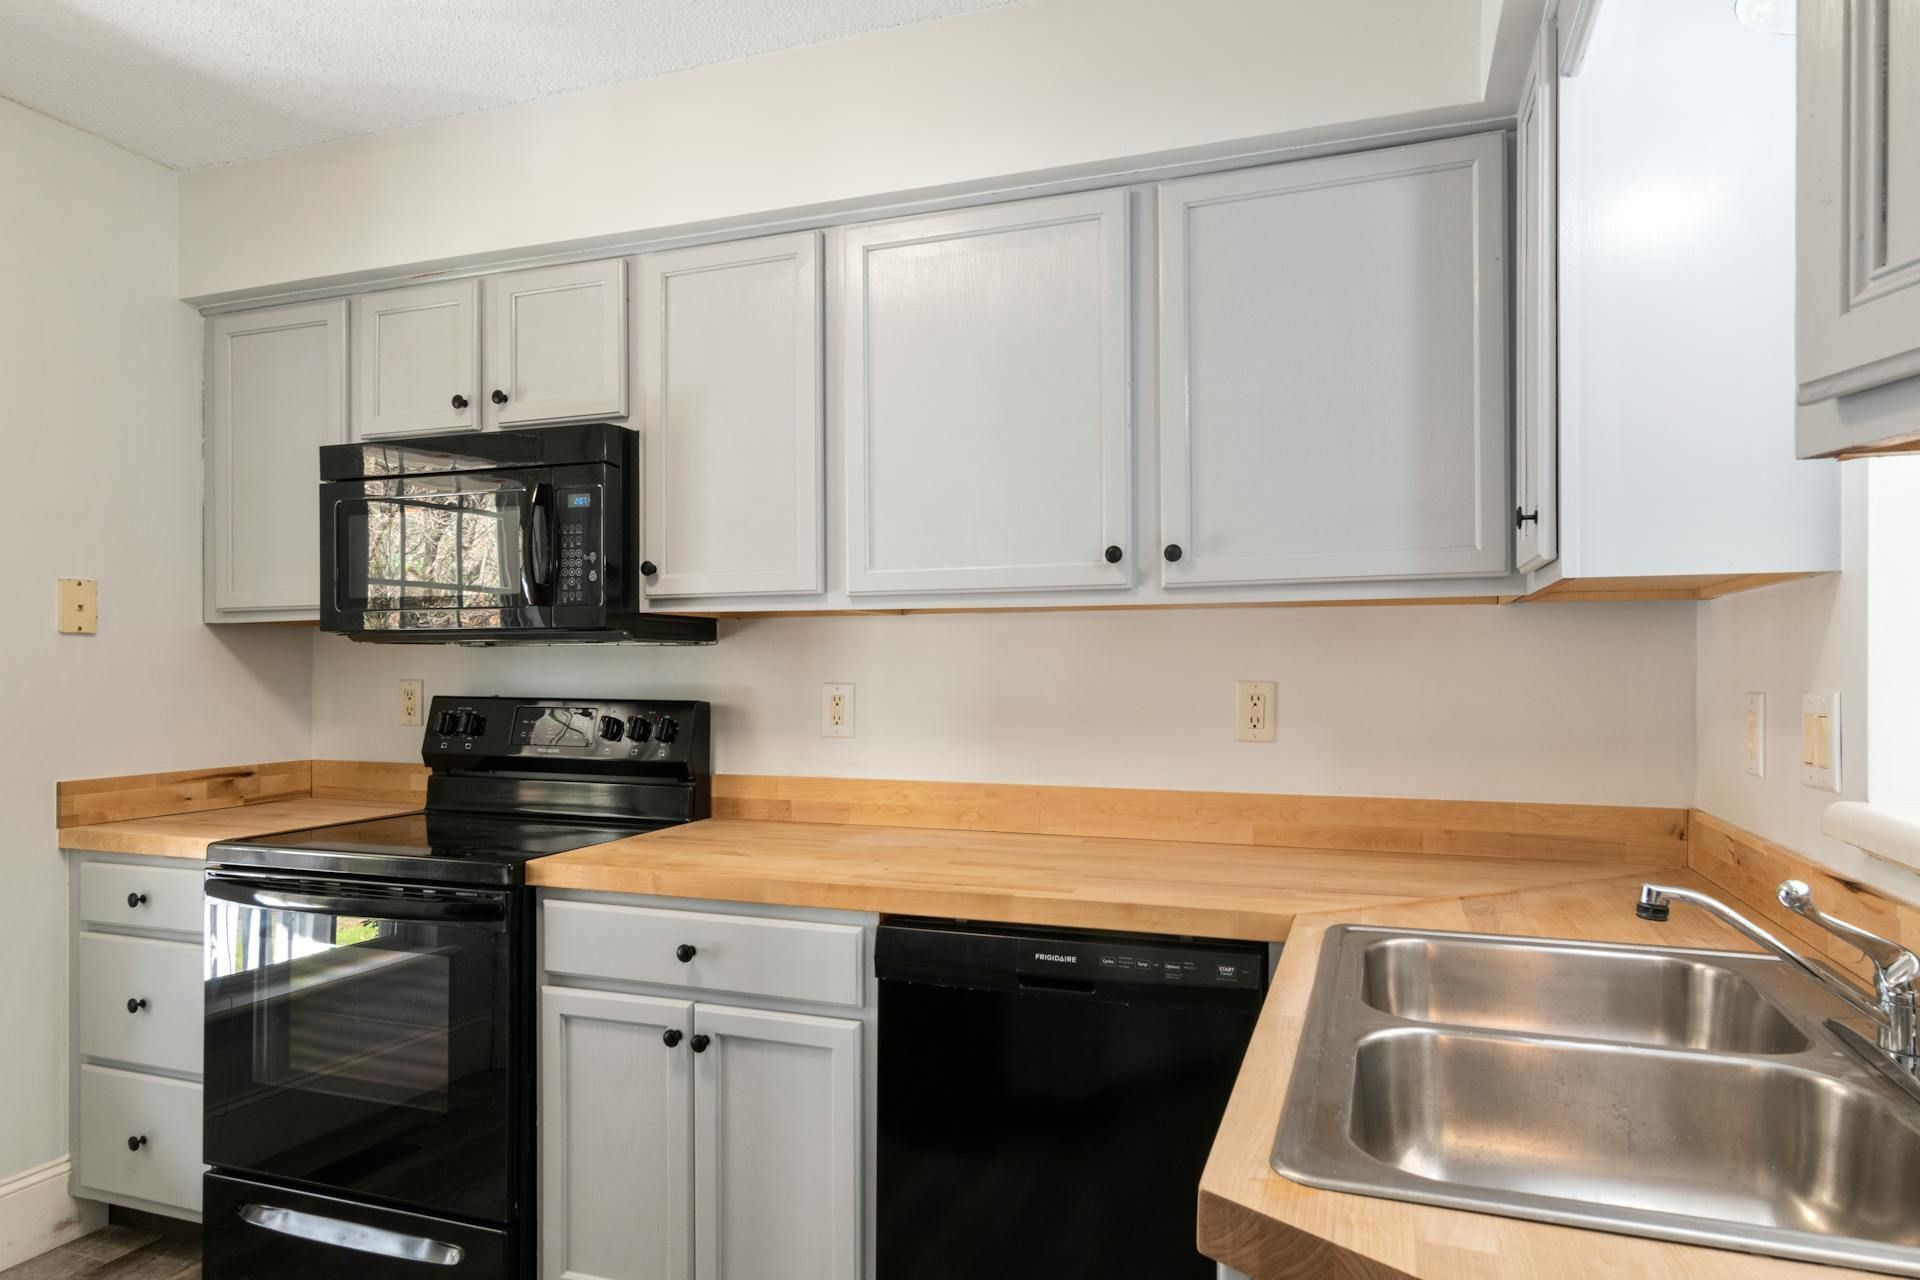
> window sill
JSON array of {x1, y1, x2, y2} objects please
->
[{"x1": 1823, "y1": 801, "x2": 1920, "y2": 874}]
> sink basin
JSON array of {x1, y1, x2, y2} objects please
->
[
  {"x1": 1359, "y1": 934, "x2": 1808, "y2": 1053},
  {"x1": 1275, "y1": 927, "x2": 1920, "y2": 1275}
]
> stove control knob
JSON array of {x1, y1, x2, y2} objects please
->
[
  {"x1": 598, "y1": 715, "x2": 624, "y2": 742},
  {"x1": 626, "y1": 716, "x2": 652, "y2": 743},
  {"x1": 434, "y1": 710, "x2": 459, "y2": 736},
  {"x1": 454, "y1": 710, "x2": 485, "y2": 737},
  {"x1": 656, "y1": 716, "x2": 679, "y2": 745}
]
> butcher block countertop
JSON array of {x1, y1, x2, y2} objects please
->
[
  {"x1": 1196, "y1": 868, "x2": 1886, "y2": 1280},
  {"x1": 522, "y1": 817, "x2": 1679, "y2": 940},
  {"x1": 58, "y1": 797, "x2": 421, "y2": 860}
]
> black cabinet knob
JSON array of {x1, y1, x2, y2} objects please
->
[
  {"x1": 1514, "y1": 506, "x2": 1539, "y2": 530},
  {"x1": 451, "y1": 394, "x2": 469, "y2": 410},
  {"x1": 1163, "y1": 544, "x2": 1183, "y2": 563},
  {"x1": 127, "y1": 1136, "x2": 147, "y2": 1152},
  {"x1": 662, "y1": 1029, "x2": 684, "y2": 1048},
  {"x1": 676, "y1": 944, "x2": 697, "y2": 963},
  {"x1": 1104, "y1": 545, "x2": 1123, "y2": 564},
  {"x1": 491, "y1": 389, "x2": 509, "y2": 405},
  {"x1": 640, "y1": 561, "x2": 658, "y2": 577},
  {"x1": 126, "y1": 893, "x2": 147, "y2": 908},
  {"x1": 690, "y1": 1034, "x2": 711, "y2": 1054},
  {"x1": 126, "y1": 998, "x2": 147, "y2": 1014}
]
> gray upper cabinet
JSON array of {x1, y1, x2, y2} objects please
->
[
  {"x1": 1797, "y1": 0, "x2": 1920, "y2": 457},
  {"x1": 350, "y1": 279, "x2": 479, "y2": 439},
  {"x1": 839, "y1": 191, "x2": 1132, "y2": 594},
  {"x1": 1157, "y1": 134, "x2": 1509, "y2": 586},
  {"x1": 1514, "y1": 22, "x2": 1559, "y2": 573},
  {"x1": 541, "y1": 987, "x2": 693, "y2": 1280},
  {"x1": 691, "y1": 1004, "x2": 860, "y2": 1280},
  {"x1": 638, "y1": 232, "x2": 824, "y2": 598},
  {"x1": 483, "y1": 260, "x2": 628, "y2": 428},
  {"x1": 204, "y1": 299, "x2": 346, "y2": 620}
]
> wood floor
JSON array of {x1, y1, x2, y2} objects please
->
[{"x1": 0, "y1": 1226, "x2": 198, "y2": 1280}]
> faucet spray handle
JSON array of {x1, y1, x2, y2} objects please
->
[{"x1": 1776, "y1": 879, "x2": 1920, "y2": 990}]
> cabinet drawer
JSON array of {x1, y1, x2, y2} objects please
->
[
  {"x1": 544, "y1": 901, "x2": 863, "y2": 1007},
  {"x1": 78, "y1": 1065, "x2": 202, "y2": 1212},
  {"x1": 78, "y1": 933, "x2": 203, "y2": 1074},
  {"x1": 78, "y1": 860, "x2": 204, "y2": 936}
]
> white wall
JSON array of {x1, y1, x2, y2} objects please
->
[
  {"x1": 0, "y1": 100, "x2": 313, "y2": 1187},
  {"x1": 314, "y1": 602, "x2": 1697, "y2": 805},
  {"x1": 177, "y1": 0, "x2": 1491, "y2": 299}
]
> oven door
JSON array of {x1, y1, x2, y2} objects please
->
[
  {"x1": 321, "y1": 466, "x2": 560, "y2": 636},
  {"x1": 203, "y1": 872, "x2": 521, "y2": 1224}
]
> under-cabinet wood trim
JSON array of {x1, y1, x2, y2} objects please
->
[{"x1": 1517, "y1": 572, "x2": 1825, "y2": 603}]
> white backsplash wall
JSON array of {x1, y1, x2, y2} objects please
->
[
  {"x1": 315, "y1": 601, "x2": 1696, "y2": 805},
  {"x1": 1, "y1": 100, "x2": 312, "y2": 1194}
]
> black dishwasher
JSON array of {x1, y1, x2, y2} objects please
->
[{"x1": 876, "y1": 918, "x2": 1269, "y2": 1279}]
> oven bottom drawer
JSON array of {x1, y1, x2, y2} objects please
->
[{"x1": 203, "y1": 1172, "x2": 514, "y2": 1279}]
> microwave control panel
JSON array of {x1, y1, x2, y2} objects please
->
[{"x1": 554, "y1": 485, "x2": 603, "y2": 606}]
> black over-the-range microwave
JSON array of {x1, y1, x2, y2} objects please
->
[{"x1": 319, "y1": 423, "x2": 715, "y2": 644}]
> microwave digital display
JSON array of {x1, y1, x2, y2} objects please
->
[{"x1": 567, "y1": 493, "x2": 592, "y2": 508}]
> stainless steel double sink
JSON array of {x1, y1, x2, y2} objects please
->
[{"x1": 1274, "y1": 928, "x2": 1920, "y2": 1275}]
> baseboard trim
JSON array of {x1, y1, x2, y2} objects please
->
[{"x1": 0, "y1": 1158, "x2": 105, "y2": 1270}]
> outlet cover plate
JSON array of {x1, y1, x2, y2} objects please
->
[
  {"x1": 823, "y1": 683, "x2": 854, "y2": 739},
  {"x1": 1801, "y1": 691, "x2": 1840, "y2": 792},
  {"x1": 400, "y1": 679, "x2": 425, "y2": 727},
  {"x1": 58, "y1": 578, "x2": 97, "y2": 634},
  {"x1": 1745, "y1": 692, "x2": 1766, "y2": 778},
  {"x1": 1236, "y1": 680, "x2": 1277, "y2": 743}
]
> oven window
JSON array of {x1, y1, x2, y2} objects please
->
[
  {"x1": 335, "y1": 473, "x2": 535, "y2": 630},
  {"x1": 204, "y1": 890, "x2": 514, "y2": 1221}
]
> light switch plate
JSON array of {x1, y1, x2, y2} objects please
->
[
  {"x1": 1801, "y1": 691, "x2": 1840, "y2": 792},
  {"x1": 58, "y1": 578, "x2": 97, "y2": 634},
  {"x1": 1745, "y1": 692, "x2": 1766, "y2": 777}
]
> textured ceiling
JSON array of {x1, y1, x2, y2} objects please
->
[{"x1": 0, "y1": 0, "x2": 1015, "y2": 170}]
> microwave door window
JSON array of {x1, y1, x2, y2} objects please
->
[{"x1": 338, "y1": 477, "x2": 536, "y2": 631}]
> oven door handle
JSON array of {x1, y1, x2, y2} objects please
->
[
  {"x1": 239, "y1": 1203, "x2": 466, "y2": 1267},
  {"x1": 204, "y1": 876, "x2": 509, "y2": 925}
]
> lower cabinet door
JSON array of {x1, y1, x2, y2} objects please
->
[
  {"x1": 78, "y1": 1065, "x2": 202, "y2": 1212},
  {"x1": 692, "y1": 1004, "x2": 861, "y2": 1280},
  {"x1": 540, "y1": 987, "x2": 694, "y2": 1280}
]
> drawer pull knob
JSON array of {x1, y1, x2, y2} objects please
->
[
  {"x1": 675, "y1": 944, "x2": 697, "y2": 963},
  {"x1": 451, "y1": 393, "x2": 469, "y2": 410},
  {"x1": 491, "y1": 389, "x2": 509, "y2": 405},
  {"x1": 126, "y1": 997, "x2": 148, "y2": 1014},
  {"x1": 690, "y1": 1034, "x2": 711, "y2": 1053},
  {"x1": 126, "y1": 893, "x2": 148, "y2": 908},
  {"x1": 127, "y1": 1135, "x2": 147, "y2": 1152},
  {"x1": 662, "y1": 1029, "x2": 683, "y2": 1048}
]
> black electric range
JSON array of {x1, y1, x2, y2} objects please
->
[{"x1": 200, "y1": 696, "x2": 710, "y2": 1280}]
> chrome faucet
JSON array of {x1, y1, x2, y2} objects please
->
[{"x1": 1637, "y1": 879, "x2": 1920, "y2": 1077}]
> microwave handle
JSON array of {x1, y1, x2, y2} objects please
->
[
  {"x1": 204, "y1": 875, "x2": 509, "y2": 926},
  {"x1": 525, "y1": 482, "x2": 554, "y2": 597}
]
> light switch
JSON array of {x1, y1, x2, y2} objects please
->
[
  {"x1": 58, "y1": 578, "x2": 97, "y2": 635},
  {"x1": 1801, "y1": 691, "x2": 1840, "y2": 792}
]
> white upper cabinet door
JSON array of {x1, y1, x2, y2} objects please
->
[
  {"x1": 541, "y1": 988, "x2": 693, "y2": 1280},
  {"x1": 350, "y1": 279, "x2": 479, "y2": 439},
  {"x1": 839, "y1": 191, "x2": 1132, "y2": 594},
  {"x1": 1797, "y1": 0, "x2": 1920, "y2": 451},
  {"x1": 483, "y1": 260, "x2": 628, "y2": 428},
  {"x1": 692, "y1": 1004, "x2": 860, "y2": 1280},
  {"x1": 1514, "y1": 19, "x2": 1560, "y2": 572},
  {"x1": 638, "y1": 233, "x2": 823, "y2": 598},
  {"x1": 1158, "y1": 134, "x2": 1510, "y2": 585},
  {"x1": 206, "y1": 300, "x2": 347, "y2": 616}
]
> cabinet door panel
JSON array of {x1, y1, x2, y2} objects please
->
[
  {"x1": 484, "y1": 261, "x2": 627, "y2": 427},
  {"x1": 1515, "y1": 21, "x2": 1560, "y2": 572},
  {"x1": 206, "y1": 300, "x2": 346, "y2": 615},
  {"x1": 692, "y1": 1005, "x2": 860, "y2": 1280},
  {"x1": 639, "y1": 233, "x2": 823, "y2": 597},
  {"x1": 841, "y1": 191, "x2": 1131, "y2": 593},
  {"x1": 540, "y1": 988, "x2": 692, "y2": 1280},
  {"x1": 1158, "y1": 134, "x2": 1508, "y2": 585},
  {"x1": 351, "y1": 280, "x2": 478, "y2": 438}
]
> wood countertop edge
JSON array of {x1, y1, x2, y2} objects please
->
[
  {"x1": 57, "y1": 797, "x2": 424, "y2": 860},
  {"x1": 1195, "y1": 866, "x2": 1890, "y2": 1280}
]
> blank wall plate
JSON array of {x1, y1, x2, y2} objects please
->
[
  {"x1": 58, "y1": 578, "x2": 97, "y2": 634},
  {"x1": 1236, "y1": 681, "x2": 1276, "y2": 743},
  {"x1": 1745, "y1": 692, "x2": 1766, "y2": 778},
  {"x1": 822, "y1": 683, "x2": 854, "y2": 738},
  {"x1": 1801, "y1": 691, "x2": 1840, "y2": 792}
]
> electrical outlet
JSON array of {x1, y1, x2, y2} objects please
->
[
  {"x1": 1235, "y1": 681, "x2": 1277, "y2": 743},
  {"x1": 1801, "y1": 691, "x2": 1840, "y2": 792},
  {"x1": 1745, "y1": 692, "x2": 1766, "y2": 778},
  {"x1": 823, "y1": 683, "x2": 854, "y2": 738},
  {"x1": 399, "y1": 679, "x2": 425, "y2": 727}
]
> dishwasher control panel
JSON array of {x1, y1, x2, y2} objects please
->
[
  {"x1": 875, "y1": 917, "x2": 1269, "y2": 994},
  {"x1": 1019, "y1": 937, "x2": 1263, "y2": 989}
]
